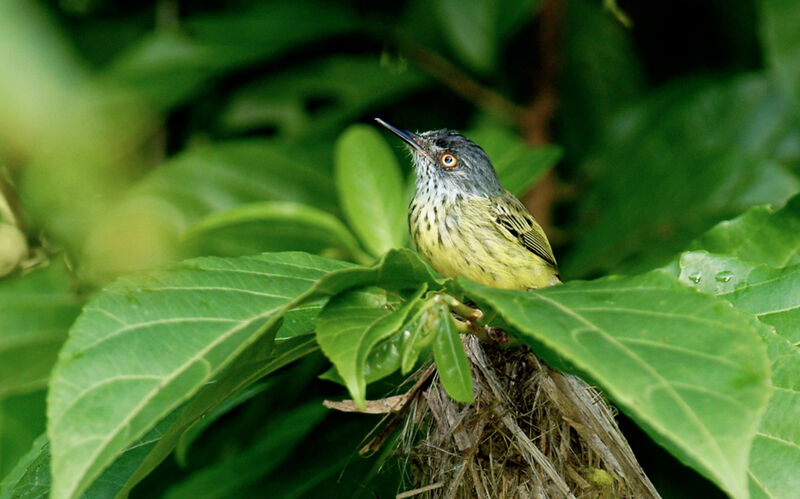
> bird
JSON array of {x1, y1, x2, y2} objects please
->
[{"x1": 375, "y1": 118, "x2": 560, "y2": 290}]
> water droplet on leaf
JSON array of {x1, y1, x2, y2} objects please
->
[
  {"x1": 687, "y1": 272, "x2": 702, "y2": 284},
  {"x1": 715, "y1": 270, "x2": 733, "y2": 283}
]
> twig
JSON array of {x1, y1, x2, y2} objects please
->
[
  {"x1": 396, "y1": 481, "x2": 445, "y2": 498},
  {"x1": 393, "y1": 33, "x2": 526, "y2": 123}
]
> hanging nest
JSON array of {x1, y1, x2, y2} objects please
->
[
  {"x1": 330, "y1": 334, "x2": 660, "y2": 498},
  {"x1": 396, "y1": 336, "x2": 659, "y2": 498}
]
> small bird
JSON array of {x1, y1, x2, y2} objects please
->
[{"x1": 375, "y1": 118, "x2": 560, "y2": 290}]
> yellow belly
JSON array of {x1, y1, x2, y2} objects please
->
[{"x1": 410, "y1": 201, "x2": 558, "y2": 290}]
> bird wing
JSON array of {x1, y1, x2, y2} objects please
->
[{"x1": 492, "y1": 192, "x2": 558, "y2": 268}]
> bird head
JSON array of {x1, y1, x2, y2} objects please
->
[{"x1": 375, "y1": 118, "x2": 503, "y2": 199}]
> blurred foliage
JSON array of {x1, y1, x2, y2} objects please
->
[{"x1": 1, "y1": 0, "x2": 799, "y2": 497}]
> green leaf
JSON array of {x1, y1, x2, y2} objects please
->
[
  {"x1": 760, "y1": 0, "x2": 800, "y2": 110},
  {"x1": 46, "y1": 252, "x2": 351, "y2": 499},
  {"x1": 559, "y1": 0, "x2": 645, "y2": 159},
  {"x1": 316, "y1": 285, "x2": 425, "y2": 408},
  {"x1": 466, "y1": 128, "x2": 562, "y2": 196},
  {"x1": 0, "y1": 433, "x2": 49, "y2": 499},
  {"x1": 458, "y1": 272, "x2": 772, "y2": 498},
  {"x1": 431, "y1": 303, "x2": 474, "y2": 403},
  {"x1": 400, "y1": 309, "x2": 437, "y2": 374},
  {"x1": 0, "y1": 263, "x2": 82, "y2": 398},
  {"x1": 163, "y1": 402, "x2": 328, "y2": 499},
  {"x1": 747, "y1": 332, "x2": 800, "y2": 499},
  {"x1": 564, "y1": 74, "x2": 800, "y2": 277},
  {"x1": 0, "y1": 407, "x2": 182, "y2": 499},
  {"x1": 688, "y1": 194, "x2": 800, "y2": 268},
  {"x1": 219, "y1": 56, "x2": 428, "y2": 137},
  {"x1": 181, "y1": 201, "x2": 369, "y2": 263},
  {"x1": 304, "y1": 248, "x2": 444, "y2": 300},
  {"x1": 106, "y1": 1, "x2": 358, "y2": 109},
  {"x1": 334, "y1": 125, "x2": 407, "y2": 257},
  {"x1": 433, "y1": 0, "x2": 539, "y2": 73},
  {"x1": 677, "y1": 252, "x2": 800, "y2": 344},
  {"x1": 668, "y1": 251, "x2": 800, "y2": 497},
  {"x1": 113, "y1": 333, "x2": 319, "y2": 497}
]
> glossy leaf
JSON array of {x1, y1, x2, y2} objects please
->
[
  {"x1": 458, "y1": 272, "x2": 772, "y2": 498},
  {"x1": 677, "y1": 252, "x2": 800, "y2": 344},
  {"x1": 467, "y1": 128, "x2": 562, "y2": 196},
  {"x1": 760, "y1": 0, "x2": 800, "y2": 109},
  {"x1": 334, "y1": 125, "x2": 407, "y2": 257},
  {"x1": 669, "y1": 181, "x2": 800, "y2": 490},
  {"x1": 316, "y1": 285, "x2": 424, "y2": 408},
  {"x1": 564, "y1": 74, "x2": 800, "y2": 277},
  {"x1": 181, "y1": 201, "x2": 368, "y2": 263},
  {"x1": 431, "y1": 303, "x2": 474, "y2": 403},
  {"x1": 46, "y1": 252, "x2": 351, "y2": 499},
  {"x1": 669, "y1": 245, "x2": 800, "y2": 497},
  {"x1": 101, "y1": 250, "x2": 439, "y2": 496},
  {"x1": 688, "y1": 194, "x2": 800, "y2": 268}
]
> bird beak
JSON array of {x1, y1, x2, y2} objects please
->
[{"x1": 374, "y1": 118, "x2": 426, "y2": 154}]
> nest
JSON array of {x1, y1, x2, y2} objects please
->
[{"x1": 390, "y1": 335, "x2": 660, "y2": 499}]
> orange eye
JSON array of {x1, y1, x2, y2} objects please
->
[{"x1": 440, "y1": 153, "x2": 457, "y2": 168}]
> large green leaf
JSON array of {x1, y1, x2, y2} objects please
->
[
  {"x1": 688, "y1": 195, "x2": 800, "y2": 268},
  {"x1": 671, "y1": 251, "x2": 800, "y2": 497},
  {"x1": 46, "y1": 252, "x2": 351, "y2": 499},
  {"x1": 81, "y1": 137, "x2": 339, "y2": 281},
  {"x1": 113, "y1": 333, "x2": 319, "y2": 498},
  {"x1": 181, "y1": 201, "x2": 369, "y2": 263},
  {"x1": 0, "y1": 263, "x2": 81, "y2": 398},
  {"x1": 466, "y1": 128, "x2": 562, "y2": 197},
  {"x1": 458, "y1": 272, "x2": 772, "y2": 498},
  {"x1": 747, "y1": 332, "x2": 800, "y2": 499},
  {"x1": 0, "y1": 407, "x2": 181, "y2": 499},
  {"x1": 564, "y1": 74, "x2": 800, "y2": 277},
  {"x1": 219, "y1": 56, "x2": 428, "y2": 137},
  {"x1": 335, "y1": 125, "x2": 407, "y2": 257},
  {"x1": 760, "y1": 0, "x2": 800, "y2": 110},
  {"x1": 105, "y1": 1, "x2": 358, "y2": 109},
  {"x1": 671, "y1": 191, "x2": 800, "y2": 499}
]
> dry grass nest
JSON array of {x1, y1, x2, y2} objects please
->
[{"x1": 334, "y1": 335, "x2": 661, "y2": 499}]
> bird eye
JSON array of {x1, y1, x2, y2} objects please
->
[{"x1": 440, "y1": 153, "x2": 457, "y2": 168}]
